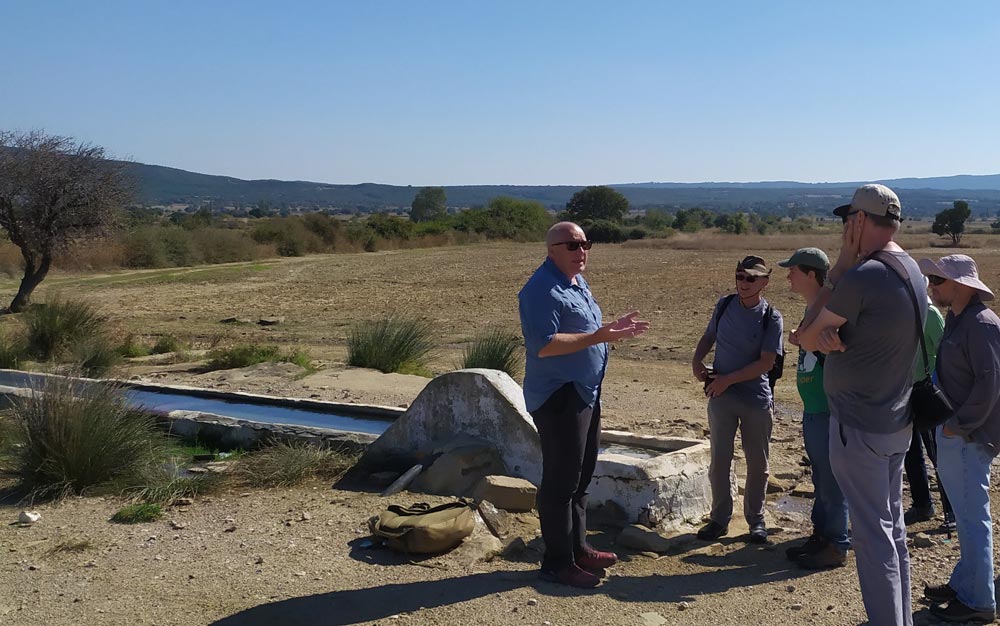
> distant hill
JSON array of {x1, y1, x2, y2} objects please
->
[{"x1": 124, "y1": 161, "x2": 1000, "y2": 218}]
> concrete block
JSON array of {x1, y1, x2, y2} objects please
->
[{"x1": 473, "y1": 475, "x2": 536, "y2": 512}]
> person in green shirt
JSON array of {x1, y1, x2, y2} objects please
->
[
  {"x1": 902, "y1": 280, "x2": 953, "y2": 528},
  {"x1": 779, "y1": 247, "x2": 849, "y2": 569}
]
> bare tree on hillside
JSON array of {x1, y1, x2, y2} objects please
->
[{"x1": 0, "y1": 130, "x2": 134, "y2": 312}]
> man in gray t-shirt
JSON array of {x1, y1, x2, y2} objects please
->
[
  {"x1": 692, "y1": 255, "x2": 783, "y2": 545},
  {"x1": 795, "y1": 184, "x2": 923, "y2": 626}
]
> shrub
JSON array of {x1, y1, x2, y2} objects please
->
[
  {"x1": 0, "y1": 332, "x2": 26, "y2": 369},
  {"x1": 203, "y1": 343, "x2": 311, "y2": 372},
  {"x1": 111, "y1": 503, "x2": 162, "y2": 524},
  {"x1": 72, "y1": 338, "x2": 123, "y2": 378},
  {"x1": 151, "y1": 335, "x2": 182, "y2": 354},
  {"x1": 233, "y1": 440, "x2": 357, "y2": 488},
  {"x1": 347, "y1": 316, "x2": 435, "y2": 374},
  {"x1": 460, "y1": 329, "x2": 522, "y2": 378},
  {"x1": 117, "y1": 334, "x2": 152, "y2": 358},
  {"x1": 582, "y1": 219, "x2": 628, "y2": 243},
  {"x1": 11, "y1": 380, "x2": 166, "y2": 497},
  {"x1": 22, "y1": 298, "x2": 109, "y2": 361}
]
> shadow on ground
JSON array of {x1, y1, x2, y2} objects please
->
[{"x1": 211, "y1": 536, "x2": 821, "y2": 626}]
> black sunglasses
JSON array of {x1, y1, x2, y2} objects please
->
[
  {"x1": 840, "y1": 210, "x2": 861, "y2": 224},
  {"x1": 735, "y1": 273, "x2": 759, "y2": 283},
  {"x1": 551, "y1": 240, "x2": 593, "y2": 251},
  {"x1": 928, "y1": 275, "x2": 947, "y2": 286}
]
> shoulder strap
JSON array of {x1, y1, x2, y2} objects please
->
[
  {"x1": 714, "y1": 294, "x2": 737, "y2": 330},
  {"x1": 870, "y1": 251, "x2": 931, "y2": 379}
]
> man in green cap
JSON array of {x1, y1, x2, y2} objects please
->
[{"x1": 779, "y1": 247, "x2": 849, "y2": 569}]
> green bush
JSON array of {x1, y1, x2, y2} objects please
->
[
  {"x1": 581, "y1": 219, "x2": 628, "y2": 243},
  {"x1": 11, "y1": 380, "x2": 166, "y2": 497},
  {"x1": 461, "y1": 329, "x2": 522, "y2": 378},
  {"x1": 233, "y1": 440, "x2": 357, "y2": 488},
  {"x1": 203, "y1": 343, "x2": 311, "y2": 372},
  {"x1": 111, "y1": 503, "x2": 163, "y2": 524},
  {"x1": 0, "y1": 332, "x2": 26, "y2": 369},
  {"x1": 22, "y1": 298, "x2": 109, "y2": 361},
  {"x1": 151, "y1": 335, "x2": 182, "y2": 354},
  {"x1": 72, "y1": 338, "x2": 123, "y2": 378},
  {"x1": 347, "y1": 316, "x2": 435, "y2": 374},
  {"x1": 117, "y1": 334, "x2": 152, "y2": 358}
]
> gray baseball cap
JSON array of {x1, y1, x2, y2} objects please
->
[
  {"x1": 833, "y1": 183, "x2": 902, "y2": 221},
  {"x1": 777, "y1": 247, "x2": 830, "y2": 271}
]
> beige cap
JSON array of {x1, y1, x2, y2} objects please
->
[
  {"x1": 833, "y1": 184, "x2": 902, "y2": 221},
  {"x1": 918, "y1": 254, "x2": 995, "y2": 301}
]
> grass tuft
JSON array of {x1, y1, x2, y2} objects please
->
[
  {"x1": 22, "y1": 298, "x2": 109, "y2": 361},
  {"x1": 72, "y1": 338, "x2": 124, "y2": 378},
  {"x1": 346, "y1": 315, "x2": 435, "y2": 374},
  {"x1": 117, "y1": 334, "x2": 152, "y2": 358},
  {"x1": 203, "y1": 343, "x2": 311, "y2": 372},
  {"x1": 233, "y1": 440, "x2": 357, "y2": 488},
  {"x1": 47, "y1": 538, "x2": 94, "y2": 554},
  {"x1": 10, "y1": 379, "x2": 167, "y2": 498},
  {"x1": 460, "y1": 328, "x2": 523, "y2": 378},
  {"x1": 151, "y1": 335, "x2": 182, "y2": 355},
  {"x1": 111, "y1": 503, "x2": 162, "y2": 524},
  {"x1": 0, "y1": 332, "x2": 26, "y2": 369}
]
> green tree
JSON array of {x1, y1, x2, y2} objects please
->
[
  {"x1": 932, "y1": 200, "x2": 972, "y2": 246},
  {"x1": 410, "y1": 187, "x2": 447, "y2": 223},
  {"x1": 715, "y1": 212, "x2": 749, "y2": 234},
  {"x1": 0, "y1": 130, "x2": 133, "y2": 312},
  {"x1": 563, "y1": 186, "x2": 629, "y2": 223},
  {"x1": 673, "y1": 207, "x2": 715, "y2": 232}
]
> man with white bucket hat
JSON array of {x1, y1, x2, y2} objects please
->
[{"x1": 918, "y1": 254, "x2": 1000, "y2": 624}]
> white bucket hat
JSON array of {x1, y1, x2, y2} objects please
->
[{"x1": 918, "y1": 254, "x2": 995, "y2": 301}]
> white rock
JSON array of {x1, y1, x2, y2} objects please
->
[{"x1": 18, "y1": 511, "x2": 41, "y2": 525}]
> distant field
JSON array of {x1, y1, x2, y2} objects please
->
[{"x1": 0, "y1": 231, "x2": 997, "y2": 432}]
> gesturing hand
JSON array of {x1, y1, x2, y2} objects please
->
[{"x1": 603, "y1": 310, "x2": 650, "y2": 342}]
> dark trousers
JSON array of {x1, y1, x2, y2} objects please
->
[
  {"x1": 904, "y1": 427, "x2": 953, "y2": 516},
  {"x1": 530, "y1": 382, "x2": 601, "y2": 571}
]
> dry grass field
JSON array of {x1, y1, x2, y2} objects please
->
[{"x1": 3, "y1": 229, "x2": 1000, "y2": 625}]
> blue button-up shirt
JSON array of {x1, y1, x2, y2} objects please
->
[{"x1": 518, "y1": 258, "x2": 608, "y2": 412}]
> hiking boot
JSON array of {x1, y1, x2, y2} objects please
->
[
  {"x1": 904, "y1": 505, "x2": 935, "y2": 525},
  {"x1": 697, "y1": 520, "x2": 728, "y2": 541},
  {"x1": 539, "y1": 564, "x2": 601, "y2": 588},
  {"x1": 797, "y1": 542, "x2": 846, "y2": 569},
  {"x1": 786, "y1": 534, "x2": 826, "y2": 561},
  {"x1": 929, "y1": 598, "x2": 996, "y2": 623},
  {"x1": 576, "y1": 548, "x2": 618, "y2": 571},
  {"x1": 924, "y1": 582, "x2": 958, "y2": 603},
  {"x1": 748, "y1": 523, "x2": 768, "y2": 544}
]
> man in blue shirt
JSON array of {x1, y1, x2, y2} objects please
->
[{"x1": 519, "y1": 221, "x2": 649, "y2": 589}]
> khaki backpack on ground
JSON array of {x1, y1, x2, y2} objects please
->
[{"x1": 368, "y1": 500, "x2": 475, "y2": 554}]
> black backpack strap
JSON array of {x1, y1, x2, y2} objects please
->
[
  {"x1": 870, "y1": 251, "x2": 931, "y2": 379},
  {"x1": 714, "y1": 293, "x2": 736, "y2": 332}
]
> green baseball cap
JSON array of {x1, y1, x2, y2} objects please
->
[{"x1": 777, "y1": 247, "x2": 830, "y2": 271}]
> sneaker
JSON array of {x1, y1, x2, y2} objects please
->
[
  {"x1": 929, "y1": 598, "x2": 996, "y2": 623},
  {"x1": 697, "y1": 520, "x2": 728, "y2": 541},
  {"x1": 576, "y1": 548, "x2": 618, "y2": 571},
  {"x1": 786, "y1": 534, "x2": 826, "y2": 561},
  {"x1": 748, "y1": 523, "x2": 768, "y2": 544},
  {"x1": 924, "y1": 582, "x2": 958, "y2": 603},
  {"x1": 904, "y1": 505, "x2": 935, "y2": 525},
  {"x1": 539, "y1": 564, "x2": 601, "y2": 589},
  {"x1": 797, "y1": 543, "x2": 846, "y2": 569}
]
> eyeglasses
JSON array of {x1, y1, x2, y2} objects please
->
[
  {"x1": 928, "y1": 275, "x2": 947, "y2": 286},
  {"x1": 551, "y1": 240, "x2": 593, "y2": 251},
  {"x1": 735, "y1": 274, "x2": 759, "y2": 283},
  {"x1": 841, "y1": 210, "x2": 861, "y2": 224}
]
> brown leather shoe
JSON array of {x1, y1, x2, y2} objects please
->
[
  {"x1": 576, "y1": 548, "x2": 618, "y2": 570},
  {"x1": 797, "y1": 542, "x2": 846, "y2": 569},
  {"x1": 539, "y1": 564, "x2": 601, "y2": 588}
]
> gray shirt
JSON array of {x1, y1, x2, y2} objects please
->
[
  {"x1": 824, "y1": 250, "x2": 926, "y2": 434},
  {"x1": 705, "y1": 295, "x2": 783, "y2": 406},
  {"x1": 937, "y1": 299, "x2": 1000, "y2": 454}
]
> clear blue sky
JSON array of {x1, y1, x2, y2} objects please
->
[{"x1": 2, "y1": 1, "x2": 998, "y2": 185}]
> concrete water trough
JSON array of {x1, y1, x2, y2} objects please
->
[{"x1": 0, "y1": 368, "x2": 713, "y2": 530}]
